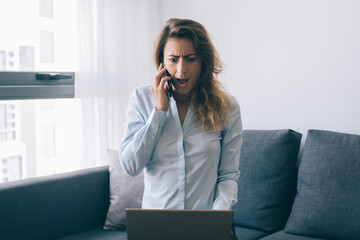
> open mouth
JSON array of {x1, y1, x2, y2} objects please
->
[{"x1": 175, "y1": 78, "x2": 189, "y2": 87}]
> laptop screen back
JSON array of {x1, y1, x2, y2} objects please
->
[{"x1": 126, "y1": 209, "x2": 233, "y2": 240}]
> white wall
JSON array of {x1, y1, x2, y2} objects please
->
[{"x1": 159, "y1": 0, "x2": 360, "y2": 137}]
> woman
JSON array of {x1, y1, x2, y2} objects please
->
[{"x1": 120, "y1": 18, "x2": 242, "y2": 212}]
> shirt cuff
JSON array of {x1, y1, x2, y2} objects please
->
[
  {"x1": 144, "y1": 109, "x2": 167, "y2": 148},
  {"x1": 147, "y1": 108, "x2": 167, "y2": 127}
]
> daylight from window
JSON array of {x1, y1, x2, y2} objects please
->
[{"x1": 0, "y1": 0, "x2": 82, "y2": 183}]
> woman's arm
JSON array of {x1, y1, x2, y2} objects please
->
[
  {"x1": 120, "y1": 64, "x2": 171, "y2": 176},
  {"x1": 119, "y1": 88, "x2": 167, "y2": 177},
  {"x1": 212, "y1": 97, "x2": 243, "y2": 210}
]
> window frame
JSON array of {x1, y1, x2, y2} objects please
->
[{"x1": 0, "y1": 71, "x2": 74, "y2": 100}]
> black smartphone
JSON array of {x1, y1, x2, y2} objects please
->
[{"x1": 163, "y1": 62, "x2": 173, "y2": 98}]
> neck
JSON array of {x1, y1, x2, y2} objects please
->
[
  {"x1": 173, "y1": 90, "x2": 194, "y2": 105},
  {"x1": 173, "y1": 94, "x2": 192, "y2": 106}
]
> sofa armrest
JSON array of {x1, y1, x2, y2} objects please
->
[{"x1": 0, "y1": 166, "x2": 110, "y2": 240}]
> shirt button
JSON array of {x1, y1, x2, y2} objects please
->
[{"x1": 151, "y1": 136, "x2": 155, "y2": 139}]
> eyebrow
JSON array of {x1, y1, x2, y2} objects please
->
[{"x1": 167, "y1": 54, "x2": 197, "y2": 58}]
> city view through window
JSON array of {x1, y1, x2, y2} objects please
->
[{"x1": 0, "y1": 0, "x2": 83, "y2": 183}]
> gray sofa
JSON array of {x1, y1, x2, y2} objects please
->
[{"x1": 1, "y1": 129, "x2": 359, "y2": 240}]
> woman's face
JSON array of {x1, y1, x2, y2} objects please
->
[{"x1": 163, "y1": 37, "x2": 202, "y2": 100}]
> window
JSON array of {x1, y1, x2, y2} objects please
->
[
  {"x1": 0, "y1": 0, "x2": 84, "y2": 183},
  {"x1": 0, "y1": 155, "x2": 22, "y2": 182},
  {"x1": 41, "y1": 124, "x2": 56, "y2": 159}
]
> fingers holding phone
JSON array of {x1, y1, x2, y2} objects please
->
[
  {"x1": 164, "y1": 68, "x2": 173, "y2": 98},
  {"x1": 151, "y1": 63, "x2": 172, "y2": 111}
]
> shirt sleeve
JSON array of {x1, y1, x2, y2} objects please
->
[
  {"x1": 212, "y1": 97, "x2": 243, "y2": 210},
  {"x1": 119, "y1": 89, "x2": 167, "y2": 177}
]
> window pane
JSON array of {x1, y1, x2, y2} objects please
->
[
  {"x1": 39, "y1": 0, "x2": 54, "y2": 19},
  {"x1": 39, "y1": 31, "x2": 54, "y2": 63},
  {"x1": 0, "y1": 0, "x2": 78, "y2": 72},
  {"x1": 41, "y1": 124, "x2": 56, "y2": 159},
  {"x1": 0, "y1": 99, "x2": 84, "y2": 183},
  {"x1": 19, "y1": 46, "x2": 35, "y2": 71}
]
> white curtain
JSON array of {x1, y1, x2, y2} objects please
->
[{"x1": 76, "y1": 0, "x2": 163, "y2": 166}]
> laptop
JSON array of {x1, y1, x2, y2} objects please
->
[{"x1": 126, "y1": 208, "x2": 234, "y2": 240}]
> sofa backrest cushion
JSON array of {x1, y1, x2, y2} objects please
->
[
  {"x1": 233, "y1": 129, "x2": 302, "y2": 232},
  {"x1": 104, "y1": 149, "x2": 144, "y2": 230},
  {"x1": 285, "y1": 129, "x2": 360, "y2": 240},
  {"x1": 0, "y1": 166, "x2": 110, "y2": 240}
]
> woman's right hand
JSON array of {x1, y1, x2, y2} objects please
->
[{"x1": 151, "y1": 63, "x2": 172, "y2": 111}]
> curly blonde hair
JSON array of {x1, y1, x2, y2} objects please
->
[{"x1": 154, "y1": 18, "x2": 230, "y2": 132}]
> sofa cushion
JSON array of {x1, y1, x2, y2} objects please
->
[
  {"x1": 285, "y1": 130, "x2": 360, "y2": 240},
  {"x1": 233, "y1": 129, "x2": 301, "y2": 232},
  {"x1": 260, "y1": 230, "x2": 326, "y2": 240},
  {"x1": 104, "y1": 149, "x2": 144, "y2": 230},
  {"x1": 234, "y1": 226, "x2": 269, "y2": 240},
  {"x1": 55, "y1": 228, "x2": 127, "y2": 240}
]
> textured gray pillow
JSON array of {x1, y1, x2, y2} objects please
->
[
  {"x1": 103, "y1": 149, "x2": 144, "y2": 230},
  {"x1": 285, "y1": 130, "x2": 360, "y2": 240},
  {"x1": 233, "y1": 129, "x2": 302, "y2": 232}
]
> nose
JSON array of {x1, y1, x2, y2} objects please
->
[{"x1": 176, "y1": 59, "x2": 187, "y2": 76}]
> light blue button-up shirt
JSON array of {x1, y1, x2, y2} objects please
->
[{"x1": 120, "y1": 86, "x2": 242, "y2": 210}]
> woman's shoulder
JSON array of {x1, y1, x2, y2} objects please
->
[
  {"x1": 130, "y1": 85, "x2": 153, "y2": 101},
  {"x1": 227, "y1": 94, "x2": 240, "y2": 112},
  {"x1": 133, "y1": 85, "x2": 152, "y2": 96},
  {"x1": 225, "y1": 94, "x2": 241, "y2": 127},
  {"x1": 130, "y1": 85, "x2": 155, "y2": 109}
]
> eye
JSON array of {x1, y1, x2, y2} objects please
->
[
  {"x1": 169, "y1": 58, "x2": 177, "y2": 62},
  {"x1": 187, "y1": 57, "x2": 197, "y2": 62}
]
